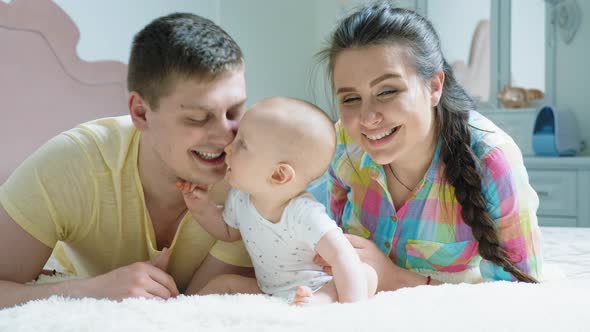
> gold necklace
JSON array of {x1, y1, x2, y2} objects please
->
[{"x1": 388, "y1": 164, "x2": 413, "y2": 191}]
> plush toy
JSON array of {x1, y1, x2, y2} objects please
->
[{"x1": 497, "y1": 86, "x2": 544, "y2": 108}]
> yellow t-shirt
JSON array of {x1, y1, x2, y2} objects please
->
[{"x1": 0, "y1": 116, "x2": 251, "y2": 291}]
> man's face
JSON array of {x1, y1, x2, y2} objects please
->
[{"x1": 143, "y1": 70, "x2": 247, "y2": 186}]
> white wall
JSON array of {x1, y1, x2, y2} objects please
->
[
  {"x1": 50, "y1": 0, "x2": 330, "y2": 109},
  {"x1": 218, "y1": 0, "x2": 316, "y2": 108},
  {"x1": 54, "y1": 0, "x2": 221, "y2": 64}
]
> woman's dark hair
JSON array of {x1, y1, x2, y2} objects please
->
[
  {"x1": 128, "y1": 13, "x2": 243, "y2": 109},
  {"x1": 319, "y1": 1, "x2": 537, "y2": 282}
]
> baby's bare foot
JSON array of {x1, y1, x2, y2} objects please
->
[{"x1": 291, "y1": 286, "x2": 313, "y2": 306}]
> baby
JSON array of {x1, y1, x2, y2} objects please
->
[{"x1": 177, "y1": 97, "x2": 377, "y2": 305}]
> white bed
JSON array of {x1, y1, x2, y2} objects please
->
[
  {"x1": 0, "y1": 227, "x2": 589, "y2": 332},
  {"x1": 540, "y1": 227, "x2": 590, "y2": 280}
]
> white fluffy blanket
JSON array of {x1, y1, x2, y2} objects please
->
[
  {"x1": 1, "y1": 278, "x2": 589, "y2": 332},
  {"x1": 2, "y1": 226, "x2": 590, "y2": 332}
]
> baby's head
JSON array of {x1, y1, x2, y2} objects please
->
[{"x1": 224, "y1": 96, "x2": 335, "y2": 196}]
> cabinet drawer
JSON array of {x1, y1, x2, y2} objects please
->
[
  {"x1": 528, "y1": 170, "x2": 577, "y2": 217},
  {"x1": 537, "y1": 216, "x2": 577, "y2": 227}
]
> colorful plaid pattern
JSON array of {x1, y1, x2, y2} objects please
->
[{"x1": 327, "y1": 111, "x2": 543, "y2": 281}]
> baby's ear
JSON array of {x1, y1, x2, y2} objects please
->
[{"x1": 270, "y1": 163, "x2": 295, "y2": 185}]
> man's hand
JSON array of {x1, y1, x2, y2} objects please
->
[{"x1": 84, "y1": 247, "x2": 179, "y2": 300}]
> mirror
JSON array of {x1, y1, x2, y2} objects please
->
[
  {"x1": 511, "y1": 0, "x2": 545, "y2": 93},
  {"x1": 426, "y1": 0, "x2": 551, "y2": 109}
]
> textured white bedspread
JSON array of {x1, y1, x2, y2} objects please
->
[
  {"x1": 541, "y1": 227, "x2": 590, "y2": 279},
  {"x1": 1, "y1": 227, "x2": 589, "y2": 332}
]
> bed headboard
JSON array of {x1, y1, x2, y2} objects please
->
[{"x1": 0, "y1": 0, "x2": 128, "y2": 183}]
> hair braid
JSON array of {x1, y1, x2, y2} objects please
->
[{"x1": 438, "y1": 63, "x2": 538, "y2": 283}]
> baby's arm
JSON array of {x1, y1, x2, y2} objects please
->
[
  {"x1": 177, "y1": 180, "x2": 241, "y2": 242},
  {"x1": 315, "y1": 229, "x2": 368, "y2": 302}
]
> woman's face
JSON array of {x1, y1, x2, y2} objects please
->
[{"x1": 332, "y1": 45, "x2": 441, "y2": 165}]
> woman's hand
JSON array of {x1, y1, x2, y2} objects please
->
[
  {"x1": 314, "y1": 234, "x2": 401, "y2": 291},
  {"x1": 315, "y1": 234, "x2": 440, "y2": 290},
  {"x1": 344, "y1": 234, "x2": 396, "y2": 277}
]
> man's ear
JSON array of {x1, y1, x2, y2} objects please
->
[
  {"x1": 430, "y1": 70, "x2": 445, "y2": 107},
  {"x1": 270, "y1": 163, "x2": 295, "y2": 185},
  {"x1": 129, "y1": 92, "x2": 150, "y2": 131}
]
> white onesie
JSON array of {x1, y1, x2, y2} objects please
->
[{"x1": 223, "y1": 188, "x2": 340, "y2": 299}]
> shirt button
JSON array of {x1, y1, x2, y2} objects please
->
[
  {"x1": 385, "y1": 242, "x2": 391, "y2": 249},
  {"x1": 391, "y1": 216, "x2": 398, "y2": 221}
]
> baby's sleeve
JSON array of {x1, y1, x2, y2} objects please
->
[{"x1": 291, "y1": 195, "x2": 341, "y2": 250}]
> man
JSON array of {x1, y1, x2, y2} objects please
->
[{"x1": 0, "y1": 13, "x2": 251, "y2": 308}]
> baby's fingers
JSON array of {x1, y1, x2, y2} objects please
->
[
  {"x1": 190, "y1": 186, "x2": 209, "y2": 199},
  {"x1": 175, "y1": 180, "x2": 189, "y2": 192}
]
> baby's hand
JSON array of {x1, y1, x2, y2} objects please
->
[{"x1": 176, "y1": 180, "x2": 211, "y2": 213}]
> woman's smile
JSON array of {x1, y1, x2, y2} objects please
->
[{"x1": 363, "y1": 125, "x2": 401, "y2": 147}]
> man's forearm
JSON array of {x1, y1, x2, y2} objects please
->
[
  {"x1": 184, "y1": 254, "x2": 254, "y2": 295},
  {"x1": 0, "y1": 278, "x2": 88, "y2": 309}
]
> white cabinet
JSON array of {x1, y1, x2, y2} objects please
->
[
  {"x1": 480, "y1": 109, "x2": 537, "y2": 156},
  {"x1": 525, "y1": 157, "x2": 590, "y2": 227}
]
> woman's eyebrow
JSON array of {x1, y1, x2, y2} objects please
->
[
  {"x1": 336, "y1": 72, "x2": 402, "y2": 94},
  {"x1": 370, "y1": 73, "x2": 402, "y2": 87}
]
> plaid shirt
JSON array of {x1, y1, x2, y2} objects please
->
[{"x1": 327, "y1": 111, "x2": 542, "y2": 281}]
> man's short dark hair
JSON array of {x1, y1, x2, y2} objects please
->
[{"x1": 128, "y1": 13, "x2": 244, "y2": 109}]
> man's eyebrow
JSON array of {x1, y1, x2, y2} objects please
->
[
  {"x1": 180, "y1": 103, "x2": 213, "y2": 112},
  {"x1": 336, "y1": 73, "x2": 402, "y2": 94},
  {"x1": 180, "y1": 98, "x2": 247, "y2": 112}
]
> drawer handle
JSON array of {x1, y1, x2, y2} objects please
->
[{"x1": 537, "y1": 191, "x2": 549, "y2": 197}]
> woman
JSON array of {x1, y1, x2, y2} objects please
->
[{"x1": 316, "y1": 2, "x2": 542, "y2": 290}]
